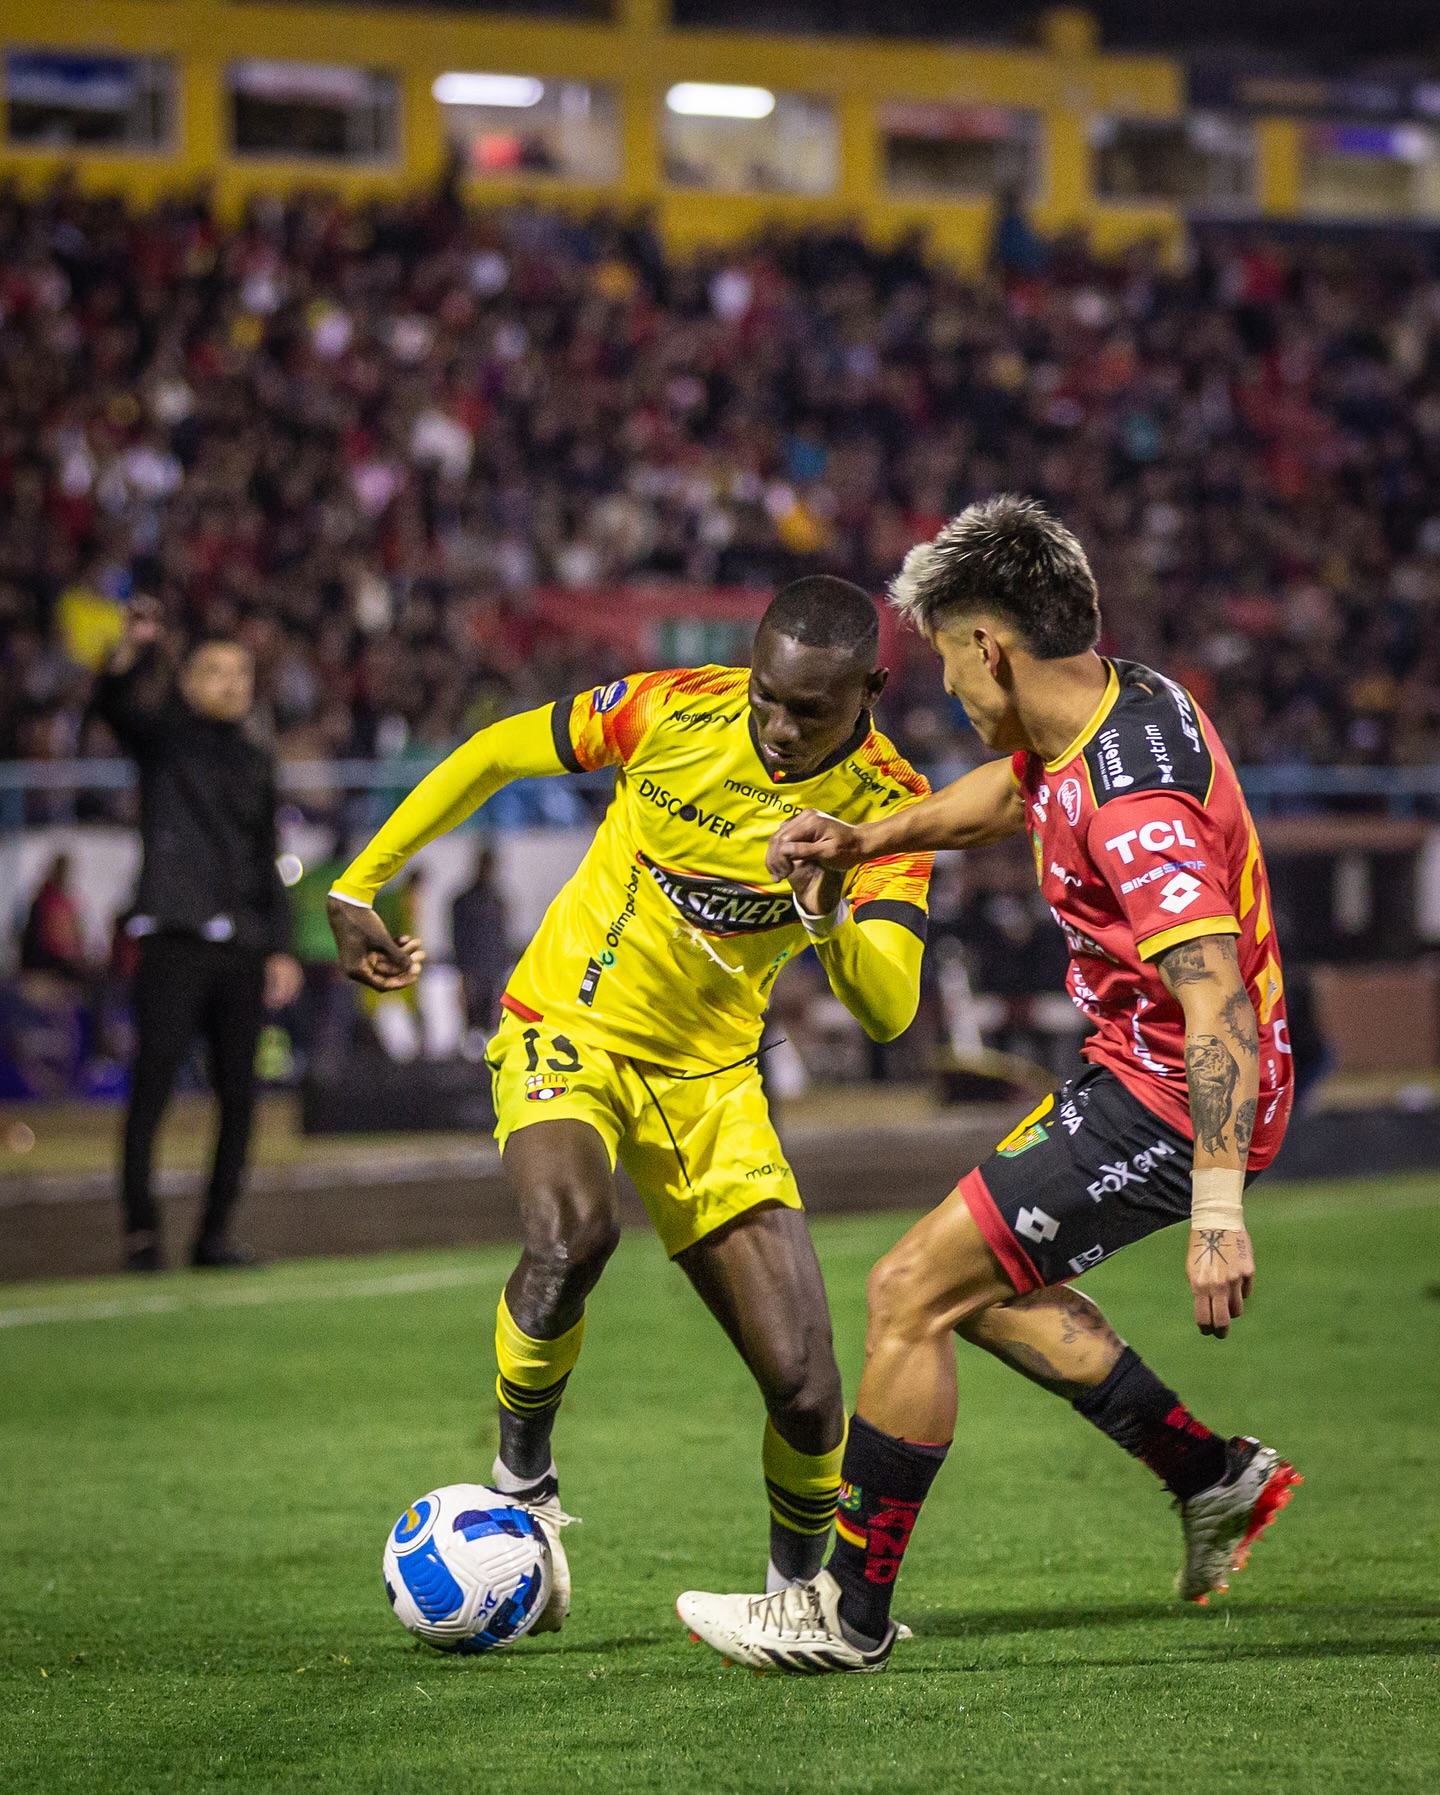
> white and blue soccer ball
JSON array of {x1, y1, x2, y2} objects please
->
[{"x1": 383, "y1": 1483, "x2": 552, "y2": 1654}]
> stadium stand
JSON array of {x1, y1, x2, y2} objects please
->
[{"x1": 4, "y1": 182, "x2": 1440, "y2": 805}]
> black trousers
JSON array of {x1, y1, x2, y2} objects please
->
[{"x1": 122, "y1": 934, "x2": 267, "y2": 1240}]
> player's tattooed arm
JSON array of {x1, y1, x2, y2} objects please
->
[
  {"x1": 1159, "y1": 934, "x2": 1259, "y2": 1166},
  {"x1": 1186, "y1": 1032, "x2": 1240, "y2": 1154}
]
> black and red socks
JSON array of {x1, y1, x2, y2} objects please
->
[
  {"x1": 825, "y1": 1414, "x2": 949, "y2": 1645},
  {"x1": 1072, "y1": 1346, "x2": 1227, "y2": 1499}
]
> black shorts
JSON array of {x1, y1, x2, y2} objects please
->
[{"x1": 960, "y1": 1064, "x2": 1209, "y2": 1292}]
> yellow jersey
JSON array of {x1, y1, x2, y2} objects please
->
[{"x1": 333, "y1": 666, "x2": 933, "y2": 1074}]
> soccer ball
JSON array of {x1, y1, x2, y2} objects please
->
[{"x1": 383, "y1": 1483, "x2": 552, "y2": 1654}]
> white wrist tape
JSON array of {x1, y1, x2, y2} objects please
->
[
  {"x1": 793, "y1": 894, "x2": 850, "y2": 941},
  {"x1": 1190, "y1": 1167, "x2": 1245, "y2": 1233},
  {"x1": 327, "y1": 889, "x2": 372, "y2": 909}
]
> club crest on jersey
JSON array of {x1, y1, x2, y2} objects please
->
[
  {"x1": 593, "y1": 679, "x2": 628, "y2": 714},
  {"x1": 525, "y1": 1073, "x2": 569, "y2": 1103},
  {"x1": 1059, "y1": 778, "x2": 1082, "y2": 825}
]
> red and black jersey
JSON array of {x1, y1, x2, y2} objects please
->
[{"x1": 1012, "y1": 659, "x2": 1292, "y2": 1169}]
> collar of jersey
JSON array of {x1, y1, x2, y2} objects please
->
[
  {"x1": 1042, "y1": 660, "x2": 1119, "y2": 774},
  {"x1": 747, "y1": 710, "x2": 872, "y2": 786}
]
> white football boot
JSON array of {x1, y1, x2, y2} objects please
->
[
  {"x1": 1177, "y1": 1437, "x2": 1301, "y2": 1604},
  {"x1": 677, "y1": 1569, "x2": 896, "y2": 1674},
  {"x1": 493, "y1": 1459, "x2": 575, "y2": 1634}
]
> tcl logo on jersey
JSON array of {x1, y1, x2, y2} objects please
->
[
  {"x1": 1059, "y1": 778, "x2": 1082, "y2": 825},
  {"x1": 1103, "y1": 817, "x2": 1198, "y2": 864}
]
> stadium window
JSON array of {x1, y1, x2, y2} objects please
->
[
  {"x1": 228, "y1": 62, "x2": 398, "y2": 164},
  {"x1": 434, "y1": 73, "x2": 620, "y2": 184},
  {"x1": 1091, "y1": 114, "x2": 1256, "y2": 209},
  {"x1": 1300, "y1": 124, "x2": 1440, "y2": 220},
  {"x1": 4, "y1": 50, "x2": 172, "y2": 151},
  {"x1": 879, "y1": 101, "x2": 1039, "y2": 200},
  {"x1": 662, "y1": 85, "x2": 837, "y2": 196}
]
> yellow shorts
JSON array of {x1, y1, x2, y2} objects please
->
[{"x1": 485, "y1": 1009, "x2": 801, "y2": 1257}]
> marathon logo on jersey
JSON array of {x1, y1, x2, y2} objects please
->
[
  {"x1": 1103, "y1": 818, "x2": 1199, "y2": 865},
  {"x1": 592, "y1": 679, "x2": 628, "y2": 714},
  {"x1": 1059, "y1": 777, "x2": 1083, "y2": 826},
  {"x1": 1094, "y1": 727, "x2": 1135, "y2": 792},
  {"x1": 723, "y1": 778, "x2": 803, "y2": 818},
  {"x1": 577, "y1": 957, "x2": 603, "y2": 1007},
  {"x1": 638, "y1": 853, "x2": 795, "y2": 936},
  {"x1": 1144, "y1": 723, "x2": 1176, "y2": 785},
  {"x1": 637, "y1": 777, "x2": 737, "y2": 838}
]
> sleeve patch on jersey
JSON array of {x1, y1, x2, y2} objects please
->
[
  {"x1": 550, "y1": 696, "x2": 583, "y2": 774},
  {"x1": 593, "y1": 678, "x2": 628, "y2": 714},
  {"x1": 1136, "y1": 914, "x2": 1241, "y2": 962},
  {"x1": 1082, "y1": 666, "x2": 1213, "y2": 806},
  {"x1": 852, "y1": 899, "x2": 928, "y2": 942}
]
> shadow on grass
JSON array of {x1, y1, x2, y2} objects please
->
[
  {"x1": 891, "y1": 1636, "x2": 1440, "y2": 1677},
  {"x1": 536, "y1": 1634, "x2": 671, "y2": 1656},
  {"x1": 911, "y1": 1599, "x2": 1440, "y2": 1641}
]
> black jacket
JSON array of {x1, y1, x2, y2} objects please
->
[{"x1": 93, "y1": 655, "x2": 291, "y2": 955}]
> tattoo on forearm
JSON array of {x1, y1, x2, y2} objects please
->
[
  {"x1": 1221, "y1": 985, "x2": 1259, "y2": 1058},
  {"x1": 1234, "y1": 1098, "x2": 1256, "y2": 1158},
  {"x1": 1159, "y1": 940, "x2": 1215, "y2": 990},
  {"x1": 1193, "y1": 1228, "x2": 1230, "y2": 1266},
  {"x1": 1187, "y1": 1032, "x2": 1239, "y2": 1153}
]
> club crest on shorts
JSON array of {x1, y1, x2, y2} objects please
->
[
  {"x1": 524, "y1": 1073, "x2": 569, "y2": 1103},
  {"x1": 995, "y1": 1093, "x2": 1055, "y2": 1158}
]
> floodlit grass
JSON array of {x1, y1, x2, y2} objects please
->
[{"x1": 2, "y1": 1177, "x2": 1438, "y2": 1793}]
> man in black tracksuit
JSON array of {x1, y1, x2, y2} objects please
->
[{"x1": 94, "y1": 602, "x2": 302, "y2": 1271}]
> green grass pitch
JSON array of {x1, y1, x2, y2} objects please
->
[{"x1": 2, "y1": 1174, "x2": 1438, "y2": 1793}]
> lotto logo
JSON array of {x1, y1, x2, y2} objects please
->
[
  {"x1": 1014, "y1": 1206, "x2": 1060, "y2": 1245},
  {"x1": 1158, "y1": 871, "x2": 1202, "y2": 914}
]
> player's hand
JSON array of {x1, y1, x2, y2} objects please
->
[
  {"x1": 766, "y1": 810, "x2": 867, "y2": 881},
  {"x1": 263, "y1": 952, "x2": 304, "y2": 1010},
  {"x1": 1185, "y1": 1226, "x2": 1255, "y2": 1339},
  {"x1": 327, "y1": 897, "x2": 426, "y2": 991}
]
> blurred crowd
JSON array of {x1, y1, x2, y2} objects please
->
[{"x1": 5, "y1": 175, "x2": 1440, "y2": 798}]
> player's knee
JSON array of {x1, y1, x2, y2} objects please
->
[
  {"x1": 761, "y1": 1336, "x2": 843, "y2": 1436},
  {"x1": 521, "y1": 1183, "x2": 621, "y2": 1290},
  {"x1": 864, "y1": 1245, "x2": 936, "y2": 1344}
]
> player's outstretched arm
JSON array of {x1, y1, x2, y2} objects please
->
[
  {"x1": 766, "y1": 754, "x2": 1025, "y2": 882},
  {"x1": 1157, "y1": 933, "x2": 1260, "y2": 1340},
  {"x1": 327, "y1": 704, "x2": 571, "y2": 986}
]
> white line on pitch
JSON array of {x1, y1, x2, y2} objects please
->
[{"x1": 0, "y1": 1265, "x2": 499, "y2": 1331}]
